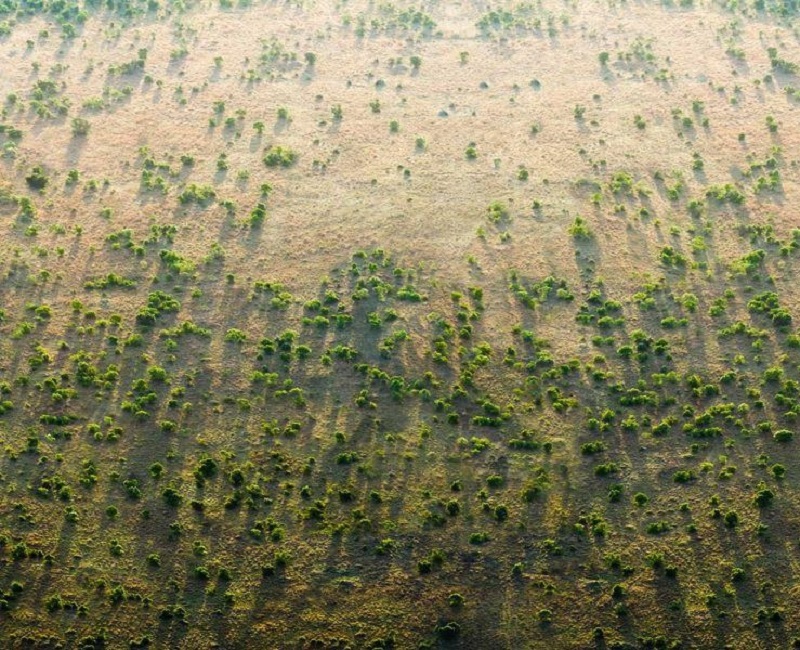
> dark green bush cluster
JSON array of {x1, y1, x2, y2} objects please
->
[
  {"x1": 568, "y1": 216, "x2": 592, "y2": 239},
  {"x1": 486, "y1": 200, "x2": 510, "y2": 223},
  {"x1": 135, "y1": 291, "x2": 181, "y2": 326},
  {"x1": 25, "y1": 165, "x2": 49, "y2": 190},
  {"x1": 509, "y1": 272, "x2": 572, "y2": 309},
  {"x1": 706, "y1": 183, "x2": 745, "y2": 205},
  {"x1": 178, "y1": 183, "x2": 216, "y2": 205},
  {"x1": 747, "y1": 291, "x2": 792, "y2": 327},
  {"x1": 263, "y1": 145, "x2": 297, "y2": 167},
  {"x1": 84, "y1": 273, "x2": 136, "y2": 290},
  {"x1": 248, "y1": 202, "x2": 267, "y2": 227}
]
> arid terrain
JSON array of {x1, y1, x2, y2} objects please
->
[{"x1": 2, "y1": 0, "x2": 800, "y2": 648}]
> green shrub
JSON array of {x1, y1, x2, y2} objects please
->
[
  {"x1": 646, "y1": 520, "x2": 671, "y2": 534},
  {"x1": 581, "y1": 440, "x2": 606, "y2": 455},
  {"x1": 766, "y1": 115, "x2": 778, "y2": 132},
  {"x1": 25, "y1": 165, "x2": 49, "y2": 190},
  {"x1": 706, "y1": 183, "x2": 745, "y2": 205},
  {"x1": 594, "y1": 462, "x2": 618, "y2": 477},
  {"x1": 753, "y1": 486, "x2": 775, "y2": 507},
  {"x1": 487, "y1": 201, "x2": 509, "y2": 223},
  {"x1": 607, "y1": 484, "x2": 623, "y2": 502},
  {"x1": 161, "y1": 487, "x2": 182, "y2": 507},
  {"x1": 435, "y1": 621, "x2": 460, "y2": 640},
  {"x1": 774, "y1": 429, "x2": 794, "y2": 442},
  {"x1": 249, "y1": 202, "x2": 267, "y2": 227},
  {"x1": 136, "y1": 291, "x2": 181, "y2": 326},
  {"x1": 178, "y1": 183, "x2": 216, "y2": 205},
  {"x1": 568, "y1": 216, "x2": 592, "y2": 239},
  {"x1": 224, "y1": 328, "x2": 247, "y2": 343},
  {"x1": 448, "y1": 593, "x2": 464, "y2": 607},
  {"x1": 71, "y1": 117, "x2": 90, "y2": 136},
  {"x1": 263, "y1": 145, "x2": 297, "y2": 167}
]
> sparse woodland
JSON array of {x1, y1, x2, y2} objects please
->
[{"x1": 2, "y1": 0, "x2": 800, "y2": 648}]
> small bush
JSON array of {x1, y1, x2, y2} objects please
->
[
  {"x1": 774, "y1": 429, "x2": 794, "y2": 442},
  {"x1": 753, "y1": 486, "x2": 775, "y2": 507},
  {"x1": 263, "y1": 145, "x2": 297, "y2": 167},
  {"x1": 25, "y1": 166, "x2": 49, "y2": 190},
  {"x1": 435, "y1": 622, "x2": 461, "y2": 640},
  {"x1": 568, "y1": 216, "x2": 592, "y2": 239},
  {"x1": 71, "y1": 117, "x2": 90, "y2": 136},
  {"x1": 161, "y1": 487, "x2": 182, "y2": 507},
  {"x1": 723, "y1": 510, "x2": 739, "y2": 528},
  {"x1": 178, "y1": 183, "x2": 216, "y2": 206}
]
